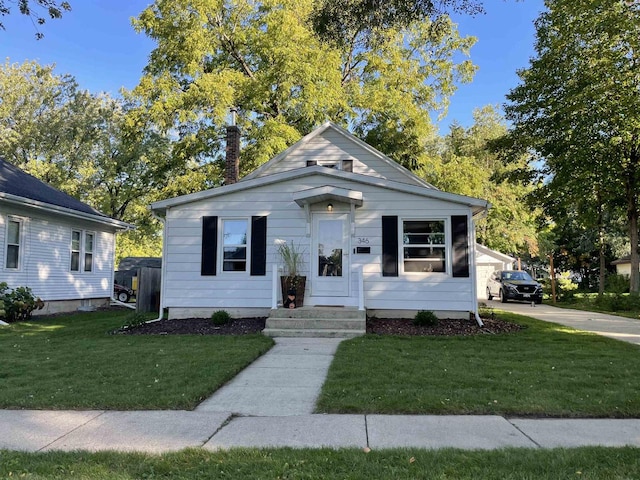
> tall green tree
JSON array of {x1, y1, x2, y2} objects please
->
[
  {"x1": 0, "y1": 59, "x2": 178, "y2": 263},
  {"x1": 504, "y1": 0, "x2": 640, "y2": 292},
  {"x1": 132, "y1": 0, "x2": 476, "y2": 177},
  {"x1": 419, "y1": 106, "x2": 538, "y2": 255}
]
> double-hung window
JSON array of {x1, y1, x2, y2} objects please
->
[
  {"x1": 5, "y1": 218, "x2": 22, "y2": 269},
  {"x1": 222, "y1": 219, "x2": 248, "y2": 272},
  {"x1": 71, "y1": 230, "x2": 95, "y2": 272},
  {"x1": 402, "y1": 220, "x2": 446, "y2": 273}
]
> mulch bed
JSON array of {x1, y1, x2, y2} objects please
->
[
  {"x1": 115, "y1": 316, "x2": 522, "y2": 336},
  {"x1": 367, "y1": 317, "x2": 523, "y2": 336},
  {"x1": 115, "y1": 317, "x2": 267, "y2": 335}
]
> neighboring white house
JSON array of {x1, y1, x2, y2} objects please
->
[
  {"x1": 475, "y1": 244, "x2": 515, "y2": 300},
  {"x1": 612, "y1": 255, "x2": 634, "y2": 277},
  {"x1": 0, "y1": 159, "x2": 132, "y2": 316},
  {"x1": 150, "y1": 122, "x2": 490, "y2": 321}
]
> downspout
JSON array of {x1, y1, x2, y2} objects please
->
[
  {"x1": 470, "y1": 209, "x2": 488, "y2": 327},
  {"x1": 148, "y1": 209, "x2": 167, "y2": 323}
]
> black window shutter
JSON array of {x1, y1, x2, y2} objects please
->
[
  {"x1": 451, "y1": 215, "x2": 470, "y2": 277},
  {"x1": 250, "y1": 216, "x2": 268, "y2": 276},
  {"x1": 382, "y1": 216, "x2": 398, "y2": 277},
  {"x1": 201, "y1": 216, "x2": 218, "y2": 276}
]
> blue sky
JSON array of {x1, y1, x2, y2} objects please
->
[{"x1": 0, "y1": 0, "x2": 545, "y2": 131}]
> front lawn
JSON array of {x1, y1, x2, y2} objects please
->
[
  {"x1": 317, "y1": 312, "x2": 640, "y2": 417},
  {"x1": 550, "y1": 293, "x2": 640, "y2": 320},
  {"x1": 0, "y1": 310, "x2": 273, "y2": 410},
  {"x1": 2, "y1": 447, "x2": 640, "y2": 479}
]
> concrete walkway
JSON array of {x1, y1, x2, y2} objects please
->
[
  {"x1": 196, "y1": 337, "x2": 343, "y2": 416},
  {"x1": 487, "y1": 299, "x2": 640, "y2": 345}
]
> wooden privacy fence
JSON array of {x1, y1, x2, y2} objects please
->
[{"x1": 136, "y1": 267, "x2": 162, "y2": 313}]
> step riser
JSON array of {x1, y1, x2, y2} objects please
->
[
  {"x1": 269, "y1": 308, "x2": 365, "y2": 320},
  {"x1": 265, "y1": 319, "x2": 365, "y2": 330},
  {"x1": 263, "y1": 328, "x2": 364, "y2": 338}
]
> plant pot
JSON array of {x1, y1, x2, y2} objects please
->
[{"x1": 280, "y1": 276, "x2": 306, "y2": 308}]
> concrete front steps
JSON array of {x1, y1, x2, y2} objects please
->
[{"x1": 263, "y1": 306, "x2": 366, "y2": 338}]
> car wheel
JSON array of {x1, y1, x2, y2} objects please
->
[
  {"x1": 486, "y1": 287, "x2": 493, "y2": 301},
  {"x1": 535, "y1": 298, "x2": 542, "y2": 305},
  {"x1": 499, "y1": 289, "x2": 508, "y2": 303},
  {"x1": 117, "y1": 291, "x2": 130, "y2": 303}
]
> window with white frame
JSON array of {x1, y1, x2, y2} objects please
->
[
  {"x1": 402, "y1": 220, "x2": 446, "y2": 273},
  {"x1": 84, "y1": 232, "x2": 94, "y2": 272},
  {"x1": 222, "y1": 219, "x2": 248, "y2": 272},
  {"x1": 71, "y1": 230, "x2": 95, "y2": 272},
  {"x1": 5, "y1": 218, "x2": 22, "y2": 269}
]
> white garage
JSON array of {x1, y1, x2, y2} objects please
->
[{"x1": 476, "y1": 244, "x2": 514, "y2": 300}]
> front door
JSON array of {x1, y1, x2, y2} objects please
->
[{"x1": 312, "y1": 213, "x2": 349, "y2": 297}]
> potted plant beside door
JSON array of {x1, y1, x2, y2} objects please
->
[{"x1": 277, "y1": 241, "x2": 306, "y2": 308}]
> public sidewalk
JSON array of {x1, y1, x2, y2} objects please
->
[{"x1": 2, "y1": 410, "x2": 640, "y2": 453}]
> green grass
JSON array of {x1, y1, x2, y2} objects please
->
[
  {"x1": 317, "y1": 312, "x2": 640, "y2": 417},
  {"x1": 1, "y1": 447, "x2": 640, "y2": 479},
  {"x1": 0, "y1": 310, "x2": 273, "y2": 410},
  {"x1": 550, "y1": 293, "x2": 640, "y2": 320}
]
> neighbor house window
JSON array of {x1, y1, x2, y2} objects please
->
[
  {"x1": 71, "y1": 230, "x2": 95, "y2": 272},
  {"x1": 222, "y1": 219, "x2": 248, "y2": 272},
  {"x1": 402, "y1": 220, "x2": 446, "y2": 273},
  {"x1": 84, "y1": 232, "x2": 94, "y2": 272},
  {"x1": 6, "y1": 218, "x2": 22, "y2": 269}
]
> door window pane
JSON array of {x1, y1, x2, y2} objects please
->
[
  {"x1": 317, "y1": 220, "x2": 342, "y2": 277},
  {"x1": 222, "y1": 220, "x2": 247, "y2": 272}
]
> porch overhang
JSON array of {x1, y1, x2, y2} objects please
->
[
  {"x1": 293, "y1": 186, "x2": 363, "y2": 236},
  {"x1": 293, "y1": 186, "x2": 363, "y2": 208}
]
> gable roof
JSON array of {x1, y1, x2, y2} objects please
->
[
  {"x1": 242, "y1": 121, "x2": 436, "y2": 188},
  {"x1": 476, "y1": 244, "x2": 515, "y2": 264},
  {"x1": 151, "y1": 165, "x2": 489, "y2": 216},
  {"x1": 0, "y1": 158, "x2": 132, "y2": 230}
]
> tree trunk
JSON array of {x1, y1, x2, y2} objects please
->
[
  {"x1": 597, "y1": 193, "x2": 605, "y2": 297},
  {"x1": 627, "y1": 158, "x2": 640, "y2": 294}
]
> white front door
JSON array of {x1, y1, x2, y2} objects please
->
[{"x1": 312, "y1": 213, "x2": 350, "y2": 297}]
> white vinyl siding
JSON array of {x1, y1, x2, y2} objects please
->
[
  {"x1": 251, "y1": 129, "x2": 426, "y2": 187},
  {"x1": 161, "y1": 175, "x2": 474, "y2": 313},
  {"x1": 1, "y1": 206, "x2": 116, "y2": 301}
]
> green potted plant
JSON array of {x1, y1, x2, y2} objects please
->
[{"x1": 277, "y1": 241, "x2": 306, "y2": 308}]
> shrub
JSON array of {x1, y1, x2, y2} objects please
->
[
  {"x1": 541, "y1": 273, "x2": 578, "y2": 302},
  {"x1": 594, "y1": 293, "x2": 640, "y2": 312},
  {"x1": 605, "y1": 274, "x2": 629, "y2": 294},
  {"x1": 123, "y1": 312, "x2": 149, "y2": 328},
  {"x1": 0, "y1": 282, "x2": 44, "y2": 323},
  {"x1": 414, "y1": 310, "x2": 439, "y2": 327},
  {"x1": 211, "y1": 310, "x2": 231, "y2": 326}
]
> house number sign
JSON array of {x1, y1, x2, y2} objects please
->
[{"x1": 356, "y1": 237, "x2": 370, "y2": 244}]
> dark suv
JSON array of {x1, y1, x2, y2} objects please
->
[{"x1": 487, "y1": 270, "x2": 543, "y2": 304}]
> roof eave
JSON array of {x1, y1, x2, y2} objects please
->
[{"x1": 0, "y1": 193, "x2": 134, "y2": 231}]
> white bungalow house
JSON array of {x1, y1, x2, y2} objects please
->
[
  {"x1": 150, "y1": 122, "x2": 490, "y2": 335},
  {"x1": 0, "y1": 158, "x2": 132, "y2": 317}
]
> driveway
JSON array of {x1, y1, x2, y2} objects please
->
[{"x1": 485, "y1": 299, "x2": 640, "y2": 346}]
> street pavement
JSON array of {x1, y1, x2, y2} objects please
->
[{"x1": 3, "y1": 307, "x2": 640, "y2": 453}]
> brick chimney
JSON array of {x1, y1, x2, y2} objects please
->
[{"x1": 225, "y1": 108, "x2": 240, "y2": 185}]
